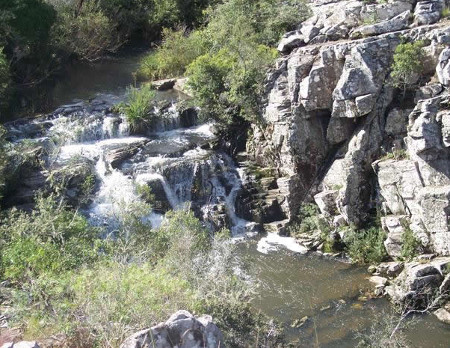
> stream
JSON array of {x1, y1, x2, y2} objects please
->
[{"x1": 4, "y1": 54, "x2": 450, "y2": 347}]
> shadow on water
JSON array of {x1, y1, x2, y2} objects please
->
[
  {"x1": 236, "y1": 242, "x2": 450, "y2": 347},
  {"x1": 5, "y1": 48, "x2": 179, "y2": 121}
]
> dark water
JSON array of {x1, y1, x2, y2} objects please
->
[
  {"x1": 237, "y1": 242, "x2": 450, "y2": 347},
  {"x1": 6, "y1": 49, "x2": 184, "y2": 120}
]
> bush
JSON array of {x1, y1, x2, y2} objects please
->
[
  {"x1": 390, "y1": 40, "x2": 426, "y2": 94},
  {"x1": 119, "y1": 84, "x2": 156, "y2": 127},
  {"x1": 138, "y1": 28, "x2": 208, "y2": 80},
  {"x1": 0, "y1": 194, "x2": 101, "y2": 282},
  {"x1": 343, "y1": 225, "x2": 388, "y2": 264},
  {"x1": 400, "y1": 223, "x2": 421, "y2": 261},
  {"x1": 0, "y1": 125, "x2": 8, "y2": 201},
  {"x1": 53, "y1": 1, "x2": 121, "y2": 61},
  {"x1": 2, "y1": 207, "x2": 279, "y2": 347},
  {"x1": 0, "y1": 48, "x2": 9, "y2": 104}
]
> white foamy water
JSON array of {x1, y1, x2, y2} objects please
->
[{"x1": 257, "y1": 233, "x2": 309, "y2": 254}]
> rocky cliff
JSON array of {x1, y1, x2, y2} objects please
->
[{"x1": 246, "y1": 0, "x2": 450, "y2": 256}]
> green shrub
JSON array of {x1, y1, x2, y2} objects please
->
[
  {"x1": 0, "y1": 48, "x2": 9, "y2": 103},
  {"x1": 380, "y1": 148, "x2": 409, "y2": 161},
  {"x1": 53, "y1": 1, "x2": 120, "y2": 61},
  {"x1": 0, "y1": 194, "x2": 101, "y2": 282},
  {"x1": 442, "y1": 7, "x2": 450, "y2": 18},
  {"x1": 0, "y1": 125, "x2": 8, "y2": 201},
  {"x1": 2, "y1": 206, "x2": 278, "y2": 347},
  {"x1": 138, "y1": 28, "x2": 208, "y2": 80},
  {"x1": 120, "y1": 85, "x2": 156, "y2": 127},
  {"x1": 400, "y1": 223, "x2": 421, "y2": 261},
  {"x1": 343, "y1": 225, "x2": 388, "y2": 264},
  {"x1": 390, "y1": 40, "x2": 426, "y2": 94}
]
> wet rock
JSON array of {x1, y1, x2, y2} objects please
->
[
  {"x1": 369, "y1": 275, "x2": 388, "y2": 286},
  {"x1": 150, "y1": 78, "x2": 177, "y2": 91},
  {"x1": 120, "y1": 310, "x2": 224, "y2": 348},
  {"x1": 434, "y1": 303, "x2": 450, "y2": 324},
  {"x1": 376, "y1": 262, "x2": 404, "y2": 278},
  {"x1": 104, "y1": 143, "x2": 144, "y2": 169}
]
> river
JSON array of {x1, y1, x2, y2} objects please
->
[{"x1": 4, "y1": 53, "x2": 450, "y2": 347}]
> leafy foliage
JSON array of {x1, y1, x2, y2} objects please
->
[
  {"x1": 139, "y1": 28, "x2": 208, "y2": 80},
  {"x1": 0, "y1": 48, "x2": 10, "y2": 104},
  {"x1": 139, "y1": 0, "x2": 309, "y2": 123},
  {"x1": 119, "y1": 84, "x2": 156, "y2": 127},
  {"x1": 0, "y1": 197, "x2": 278, "y2": 346},
  {"x1": 390, "y1": 40, "x2": 426, "y2": 93},
  {"x1": 343, "y1": 225, "x2": 388, "y2": 264},
  {"x1": 400, "y1": 222, "x2": 421, "y2": 261},
  {"x1": 0, "y1": 194, "x2": 100, "y2": 282},
  {"x1": 53, "y1": 1, "x2": 121, "y2": 61}
]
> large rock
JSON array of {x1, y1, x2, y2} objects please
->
[
  {"x1": 385, "y1": 258, "x2": 450, "y2": 307},
  {"x1": 381, "y1": 215, "x2": 409, "y2": 258},
  {"x1": 1, "y1": 342, "x2": 40, "y2": 348},
  {"x1": 350, "y1": 10, "x2": 411, "y2": 39},
  {"x1": 437, "y1": 47, "x2": 450, "y2": 86},
  {"x1": 120, "y1": 311, "x2": 224, "y2": 348},
  {"x1": 413, "y1": 0, "x2": 444, "y2": 26}
]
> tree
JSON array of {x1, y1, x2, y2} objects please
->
[{"x1": 390, "y1": 41, "x2": 426, "y2": 96}]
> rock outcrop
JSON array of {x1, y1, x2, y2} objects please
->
[
  {"x1": 247, "y1": 0, "x2": 450, "y2": 256},
  {"x1": 120, "y1": 311, "x2": 224, "y2": 348}
]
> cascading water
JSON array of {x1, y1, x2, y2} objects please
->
[{"x1": 5, "y1": 93, "x2": 254, "y2": 236}]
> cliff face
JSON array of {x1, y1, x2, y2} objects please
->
[{"x1": 247, "y1": 0, "x2": 450, "y2": 255}]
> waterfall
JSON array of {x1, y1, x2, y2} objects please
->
[{"x1": 5, "y1": 94, "x2": 255, "y2": 236}]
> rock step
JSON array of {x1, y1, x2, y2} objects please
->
[{"x1": 263, "y1": 219, "x2": 290, "y2": 234}]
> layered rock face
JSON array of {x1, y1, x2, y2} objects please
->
[{"x1": 247, "y1": 0, "x2": 450, "y2": 255}]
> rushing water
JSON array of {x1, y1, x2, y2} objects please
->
[{"x1": 5, "y1": 54, "x2": 450, "y2": 347}]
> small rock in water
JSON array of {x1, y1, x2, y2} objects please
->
[
  {"x1": 367, "y1": 265, "x2": 377, "y2": 274},
  {"x1": 320, "y1": 304, "x2": 332, "y2": 312},
  {"x1": 291, "y1": 316, "x2": 309, "y2": 328},
  {"x1": 369, "y1": 276, "x2": 388, "y2": 287},
  {"x1": 352, "y1": 303, "x2": 363, "y2": 310}
]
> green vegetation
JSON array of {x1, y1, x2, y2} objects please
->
[
  {"x1": 139, "y1": 28, "x2": 209, "y2": 80},
  {"x1": 400, "y1": 222, "x2": 421, "y2": 261},
  {"x1": 119, "y1": 85, "x2": 156, "y2": 128},
  {"x1": 0, "y1": 0, "x2": 220, "y2": 117},
  {"x1": 289, "y1": 203, "x2": 336, "y2": 252},
  {"x1": 442, "y1": 7, "x2": 450, "y2": 19},
  {"x1": 0, "y1": 48, "x2": 10, "y2": 106},
  {"x1": 0, "y1": 194, "x2": 282, "y2": 347},
  {"x1": 343, "y1": 224, "x2": 388, "y2": 264},
  {"x1": 0, "y1": 125, "x2": 7, "y2": 201},
  {"x1": 380, "y1": 148, "x2": 409, "y2": 161},
  {"x1": 390, "y1": 40, "x2": 426, "y2": 94},
  {"x1": 139, "y1": 0, "x2": 310, "y2": 123}
]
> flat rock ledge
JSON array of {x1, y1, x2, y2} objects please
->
[{"x1": 120, "y1": 310, "x2": 224, "y2": 348}]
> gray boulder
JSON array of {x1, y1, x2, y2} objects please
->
[
  {"x1": 1, "y1": 342, "x2": 40, "y2": 348},
  {"x1": 120, "y1": 311, "x2": 224, "y2": 348},
  {"x1": 350, "y1": 10, "x2": 411, "y2": 39},
  {"x1": 437, "y1": 47, "x2": 450, "y2": 86},
  {"x1": 413, "y1": 0, "x2": 444, "y2": 26}
]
